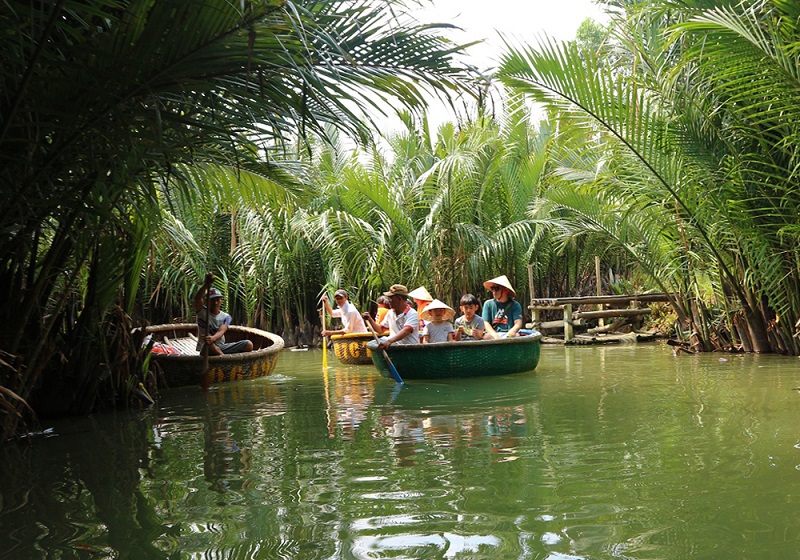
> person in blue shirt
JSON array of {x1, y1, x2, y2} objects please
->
[{"x1": 481, "y1": 275, "x2": 524, "y2": 339}]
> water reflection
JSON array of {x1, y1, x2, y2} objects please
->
[
  {"x1": 326, "y1": 366, "x2": 541, "y2": 467},
  {"x1": 4, "y1": 346, "x2": 800, "y2": 559}
]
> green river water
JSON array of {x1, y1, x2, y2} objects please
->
[{"x1": 2, "y1": 343, "x2": 800, "y2": 559}]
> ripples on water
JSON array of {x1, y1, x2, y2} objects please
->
[{"x1": 2, "y1": 345, "x2": 800, "y2": 559}]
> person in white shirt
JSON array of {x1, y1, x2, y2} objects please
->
[
  {"x1": 362, "y1": 284, "x2": 420, "y2": 348},
  {"x1": 321, "y1": 289, "x2": 367, "y2": 336}
]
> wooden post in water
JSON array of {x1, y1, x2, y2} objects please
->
[
  {"x1": 595, "y1": 256, "x2": 604, "y2": 328},
  {"x1": 527, "y1": 264, "x2": 538, "y2": 329},
  {"x1": 563, "y1": 304, "x2": 573, "y2": 342}
]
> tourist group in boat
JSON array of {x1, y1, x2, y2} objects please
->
[
  {"x1": 322, "y1": 275, "x2": 530, "y2": 352},
  {"x1": 192, "y1": 271, "x2": 532, "y2": 359}
]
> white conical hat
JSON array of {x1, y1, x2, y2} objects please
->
[
  {"x1": 408, "y1": 286, "x2": 433, "y2": 301},
  {"x1": 419, "y1": 299, "x2": 455, "y2": 322},
  {"x1": 483, "y1": 275, "x2": 516, "y2": 297}
]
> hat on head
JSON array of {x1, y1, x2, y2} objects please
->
[
  {"x1": 208, "y1": 287, "x2": 223, "y2": 299},
  {"x1": 408, "y1": 286, "x2": 433, "y2": 302},
  {"x1": 419, "y1": 299, "x2": 455, "y2": 322},
  {"x1": 383, "y1": 284, "x2": 409, "y2": 298},
  {"x1": 334, "y1": 289, "x2": 348, "y2": 298},
  {"x1": 483, "y1": 275, "x2": 516, "y2": 297}
]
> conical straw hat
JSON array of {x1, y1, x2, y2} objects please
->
[
  {"x1": 483, "y1": 275, "x2": 516, "y2": 297},
  {"x1": 419, "y1": 299, "x2": 455, "y2": 322},
  {"x1": 408, "y1": 286, "x2": 433, "y2": 301}
]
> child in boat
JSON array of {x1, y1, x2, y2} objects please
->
[
  {"x1": 454, "y1": 293, "x2": 486, "y2": 341},
  {"x1": 420, "y1": 299, "x2": 456, "y2": 343}
]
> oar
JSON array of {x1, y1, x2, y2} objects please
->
[
  {"x1": 199, "y1": 283, "x2": 212, "y2": 391},
  {"x1": 367, "y1": 325, "x2": 404, "y2": 384},
  {"x1": 321, "y1": 302, "x2": 328, "y2": 369}
]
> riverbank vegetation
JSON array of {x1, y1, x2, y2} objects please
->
[{"x1": 3, "y1": 0, "x2": 800, "y2": 438}]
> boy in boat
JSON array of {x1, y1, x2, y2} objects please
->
[
  {"x1": 321, "y1": 289, "x2": 367, "y2": 337},
  {"x1": 454, "y1": 293, "x2": 486, "y2": 341},
  {"x1": 194, "y1": 273, "x2": 253, "y2": 356},
  {"x1": 482, "y1": 275, "x2": 524, "y2": 339},
  {"x1": 420, "y1": 299, "x2": 456, "y2": 343},
  {"x1": 362, "y1": 284, "x2": 420, "y2": 349}
]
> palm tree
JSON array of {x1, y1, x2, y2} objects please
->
[
  {"x1": 0, "y1": 0, "x2": 477, "y2": 437},
  {"x1": 497, "y1": 0, "x2": 800, "y2": 354}
]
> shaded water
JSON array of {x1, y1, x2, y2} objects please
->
[{"x1": 3, "y1": 344, "x2": 800, "y2": 559}]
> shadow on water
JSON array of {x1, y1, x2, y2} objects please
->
[
  {"x1": 0, "y1": 379, "x2": 295, "y2": 560},
  {"x1": 0, "y1": 410, "x2": 174, "y2": 560}
]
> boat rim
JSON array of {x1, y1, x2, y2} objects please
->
[
  {"x1": 367, "y1": 331, "x2": 541, "y2": 352},
  {"x1": 140, "y1": 323, "x2": 284, "y2": 362}
]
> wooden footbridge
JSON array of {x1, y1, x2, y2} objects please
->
[{"x1": 528, "y1": 293, "x2": 672, "y2": 344}]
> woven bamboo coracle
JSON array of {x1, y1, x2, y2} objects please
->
[
  {"x1": 144, "y1": 323, "x2": 284, "y2": 387},
  {"x1": 367, "y1": 333, "x2": 541, "y2": 380},
  {"x1": 330, "y1": 332, "x2": 374, "y2": 365}
]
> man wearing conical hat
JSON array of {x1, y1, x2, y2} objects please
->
[{"x1": 481, "y1": 275, "x2": 524, "y2": 339}]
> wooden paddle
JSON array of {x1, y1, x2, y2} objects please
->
[
  {"x1": 321, "y1": 301, "x2": 328, "y2": 369},
  {"x1": 367, "y1": 325, "x2": 404, "y2": 384},
  {"x1": 199, "y1": 282, "x2": 212, "y2": 391}
]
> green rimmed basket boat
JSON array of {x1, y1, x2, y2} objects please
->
[
  {"x1": 143, "y1": 323, "x2": 284, "y2": 387},
  {"x1": 366, "y1": 331, "x2": 542, "y2": 380},
  {"x1": 330, "y1": 332, "x2": 374, "y2": 365}
]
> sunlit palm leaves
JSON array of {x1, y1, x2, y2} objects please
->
[
  {"x1": 0, "y1": 0, "x2": 476, "y2": 430},
  {"x1": 497, "y1": 0, "x2": 800, "y2": 352}
]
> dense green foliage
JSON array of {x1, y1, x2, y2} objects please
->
[
  {"x1": 497, "y1": 0, "x2": 800, "y2": 354},
  {"x1": 4, "y1": 0, "x2": 800, "y2": 440},
  {"x1": 0, "y1": 0, "x2": 474, "y2": 437}
]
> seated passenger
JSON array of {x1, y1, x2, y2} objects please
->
[
  {"x1": 375, "y1": 295, "x2": 391, "y2": 324},
  {"x1": 482, "y1": 275, "x2": 524, "y2": 339},
  {"x1": 409, "y1": 286, "x2": 434, "y2": 342},
  {"x1": 420, "y1": 299, "x2": 456, "y2": 343},
  {"x1": 454, "y1": 293, "x2": 486, "y2": 341},
  {"x1": 194, "y1": 273, "x2": 253, "y2": 356}
]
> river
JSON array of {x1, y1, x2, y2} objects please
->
[{"x1": 2, "y1": 343, "x2": 800, "y2": 559}]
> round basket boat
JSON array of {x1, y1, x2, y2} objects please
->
[
  {"x1": 330, "y1": 332, "x2": 374, "y2": 365},
  {"x1": 367, "y1": 332, "x2": 541, "y2": 380},
  {"x1": 144, "y1": 323, "x2": 284, "y2": 387}
]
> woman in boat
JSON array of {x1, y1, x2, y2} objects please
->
[
  {"x1": 481, "y1": 275, "x2": 524, "y2": 339},
  {"x1": 375, "y1": 295, "x2": 391, "y2": 324},
  {"x1": 194, "y1": 273, "x2": 254, "y2": 355},
  {"x1": 321, "y1": 289, "x2": 367, "y2": 337}
]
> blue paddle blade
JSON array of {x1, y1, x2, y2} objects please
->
[{"x1": 388, "y1": 361, "x2": 404, "y2": 384}]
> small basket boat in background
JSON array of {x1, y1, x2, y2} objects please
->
[
  {"x1": 143, "y1": 323, "x2": 284, "y2": 387},
  {"x1": 330, "y1": 332, "x2": 374, "y2": 365}
]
